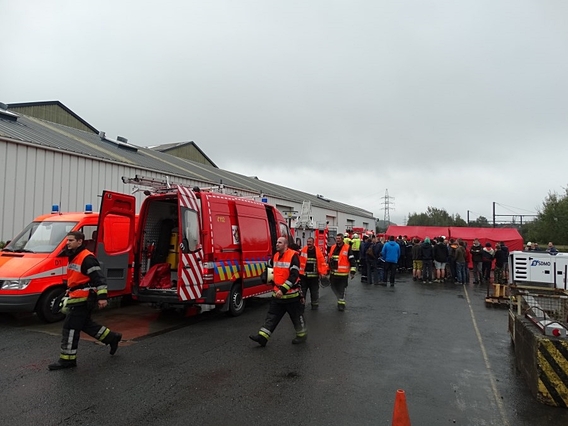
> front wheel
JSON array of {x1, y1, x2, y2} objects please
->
[
  {"x1": 36, "y1": 287, "x2": 66, "y2": 323},
  {"x1": 226, "y1": 284, "x2": 245, "y2": 317}
]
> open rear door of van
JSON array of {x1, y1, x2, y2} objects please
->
[
  {"x1": 176, "y1": 185, "x2": 204, "y2": 301},
  {"x1": 96, "y1": 191, "x2": 136, "y2": 292},
  {"x1": 234, "y1": 200, "x2": 272, "y2": 297}
]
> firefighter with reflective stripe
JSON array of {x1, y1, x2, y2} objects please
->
[
  {"x1": 299, "y1": 237, "x2": 328, "y2": 310},
  {"x1": 328, "y1": 233, "x2": 357, "y2": 311},
  {"x1": 249, "y1": 237, "x2": 307, "y2": 346},
  {"x1": 48, "y1": 231, "x2": 122, "y2": 370},
  {"x1": 351, "y1": 233, "x2": 361, "y2": 266}
]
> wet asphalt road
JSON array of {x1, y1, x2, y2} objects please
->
[{"x1": 1, "y1": 272, "x2": 568, "y2": 426}]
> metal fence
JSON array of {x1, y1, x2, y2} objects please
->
[{"x1": 511, "y1": 285, "x2": 568, "y2": 336}]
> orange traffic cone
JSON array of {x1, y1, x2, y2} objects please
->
[{"x1": 392, "y1": 389, "x2": 411, "y2": 426}]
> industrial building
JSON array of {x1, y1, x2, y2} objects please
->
[{"x1": 0, "y1": 101, "x2": 375, "y2": 242}]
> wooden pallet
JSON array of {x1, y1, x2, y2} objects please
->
[{"x1": 485, "y1": 296, "x2": 516, "y2": 308}]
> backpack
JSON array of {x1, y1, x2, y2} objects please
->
[{"x1": 366, "y1": 244, "x2": 375, "y2": 259}]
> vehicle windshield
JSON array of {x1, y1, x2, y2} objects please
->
[{"x1": 4, "y1": 221, "x2": 77, "y2": 254}]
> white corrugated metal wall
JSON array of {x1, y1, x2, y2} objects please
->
[
  {"x1": 0, "y1": 138, "x2": 372, "y2": 242},
  {"x1": 0, "y1": 140, "x2": 256, "y2": 241},
  {"x1": 1, "y1": 141, "x2": 132, "y2": 240}
]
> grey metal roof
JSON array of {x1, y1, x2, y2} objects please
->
[
  {"x1": 0, "y1": 113, "x2": 374, "y2": 219},
  {"x1": 150, "y1": 140, "x2": 218, "y2": 168},
  {"x1": 8, "y1": 100, "x2": 99, "y2": 133},
  {"x1": 150, "y1": 141, "x2": 187, "y2": 151}
]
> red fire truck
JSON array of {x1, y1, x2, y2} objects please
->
[{"x1": 98, "y1": 176, "x2": 293, "y2": 316}]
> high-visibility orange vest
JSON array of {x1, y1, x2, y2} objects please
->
[
  {"x1": 272, "y1": 249, "x2": 300, "y2": 296},
  {"x1": 67, "y1": 249, "x2": 94, "y2": 301},
  {"x1": 329, "y1": 243, "x2": 352, "y2": 276},
  {"x1": 299, "y1": 246, "x2": 328, "y2": 277}
]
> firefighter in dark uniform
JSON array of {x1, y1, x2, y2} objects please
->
[
  {"x1": 299, "y1": 237, "x2": 328, "y2": 310},
  {"x1": 249, "y1": 237, "x2": 307, "y2": 346},
  {"x1": 48, "y1": 231, "x2": 122, "y2": 370},
  {"x1": 328, "y1": 233, "x2": 357, "y2": 311}
]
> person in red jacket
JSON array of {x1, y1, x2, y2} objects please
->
[
  {"x1": 48, "y1": 231, "x2": 122, "y2": 370},
  {"x1": 299, "y1": 237, "x2": 328, "y2": 310},
  {"x1": 249, "y1": 237, "x2": 307, "y2": 347}
]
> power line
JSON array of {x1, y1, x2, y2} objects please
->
[
  {"x1": 494, "y1": 202, "x2": 537, "y2": 215},
  {"x1": 467, "y1": 210, "x2": 487, "y2": 219},
  {"x1": 492, "y1": 201, "x2": 537, "y2": 227}
]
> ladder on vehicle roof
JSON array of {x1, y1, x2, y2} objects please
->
[
  {"x1": 295, "y1": 201, "x2": 314, "y2": 229},
  {"x1": 122, "y1": 175, "x2": 227, "y2": 194}
]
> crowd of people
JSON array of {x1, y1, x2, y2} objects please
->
[{"x1": 355, "y1": 234, "x2": 514, "y2": 286}]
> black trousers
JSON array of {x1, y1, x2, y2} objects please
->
[
  {"x1": 384, "y1": 262, "x2": 397, "y2": 284},
  {"x1": 482, "y1": 261, "x2": 492, "y2": 281},
  {"x1": 259, "y1": 298, "x2": 307, "y2": 340},
  {"x1": 300, "y1": 276, "x2": 320, "y2": 306},
  {"x1": 330, "y1": 274, "x2": 348, "y2": 302},
  {"x1": 59, "y1": 304, "x2": 118, "y2": 361},
  {"x1": 449, "y1": 259, "x2": 457, "y2": 282}
]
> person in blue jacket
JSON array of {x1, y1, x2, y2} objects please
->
[{"x1": 381, "y1": 236, "x2": 401, "y2": 286}]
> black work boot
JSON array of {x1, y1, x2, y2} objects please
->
[
  {"x1": 109, "y1": 333, "x2": 122, "y2": 355},
  {"x1": 292, "y1": 335, "x2": 307, "y2": 344},
  {"x1": 249, "y1": 334, "x2": 267, "y2": 347},
  {"x1": 48, "y1": 360, "x2": 77, "y2": 371}
]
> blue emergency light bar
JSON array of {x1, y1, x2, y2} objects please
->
[
  {"x1": 51, "y1": 205, "x2": 60, "y2": 214},
  {"x1": 85, "y1": 204, "x2": 93, "y2": 214}
]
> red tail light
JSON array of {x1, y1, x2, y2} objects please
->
[{"x1": 202, "y1": 253, "x2": 215, "y2": 284}]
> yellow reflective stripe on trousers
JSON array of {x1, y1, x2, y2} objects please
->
[
  {"x1": 97, "y1": 328, "x2": 111, "y2": 341},
  {"x1": 60, "y1": 354, "x2": 77, "y2": 360},
  {"x1": 66, "y1": 297, "x2": 89, "y2": 304},
  {"x1": 273, "y1": 291, "x2": 300, "y2": 299}
]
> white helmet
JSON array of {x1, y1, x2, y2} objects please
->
[{"x1": 266, "y1": 267, "x2": 274, "y2": 284}]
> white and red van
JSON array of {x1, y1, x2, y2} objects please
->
[
  {"x1": 99, "y1": 181, "x2": 293, "y2": 316},
  {"x1": 0, "y1": 205, "x2": 135, "y2": 322}
]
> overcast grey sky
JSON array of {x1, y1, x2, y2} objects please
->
[{"x1": 2, "y1": 1, "x2": 567, "y2": 224}]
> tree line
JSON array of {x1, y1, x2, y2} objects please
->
[{"x1": 399, "y1": 188, "x2": 568, "y2": 245}]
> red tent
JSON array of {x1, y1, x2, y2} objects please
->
[
  {"x1": 385, "y1": 225, "x2": 523, "y2": 269},
  {"x1": 385, "y1": 226, "x2": 449, "y2": 241},
  {"x1": 448, "y1": 227, "x2": 523, "y2": 252},
  {"x1": 385, "y1": 225, "x2": 523, "y2": 250}
]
